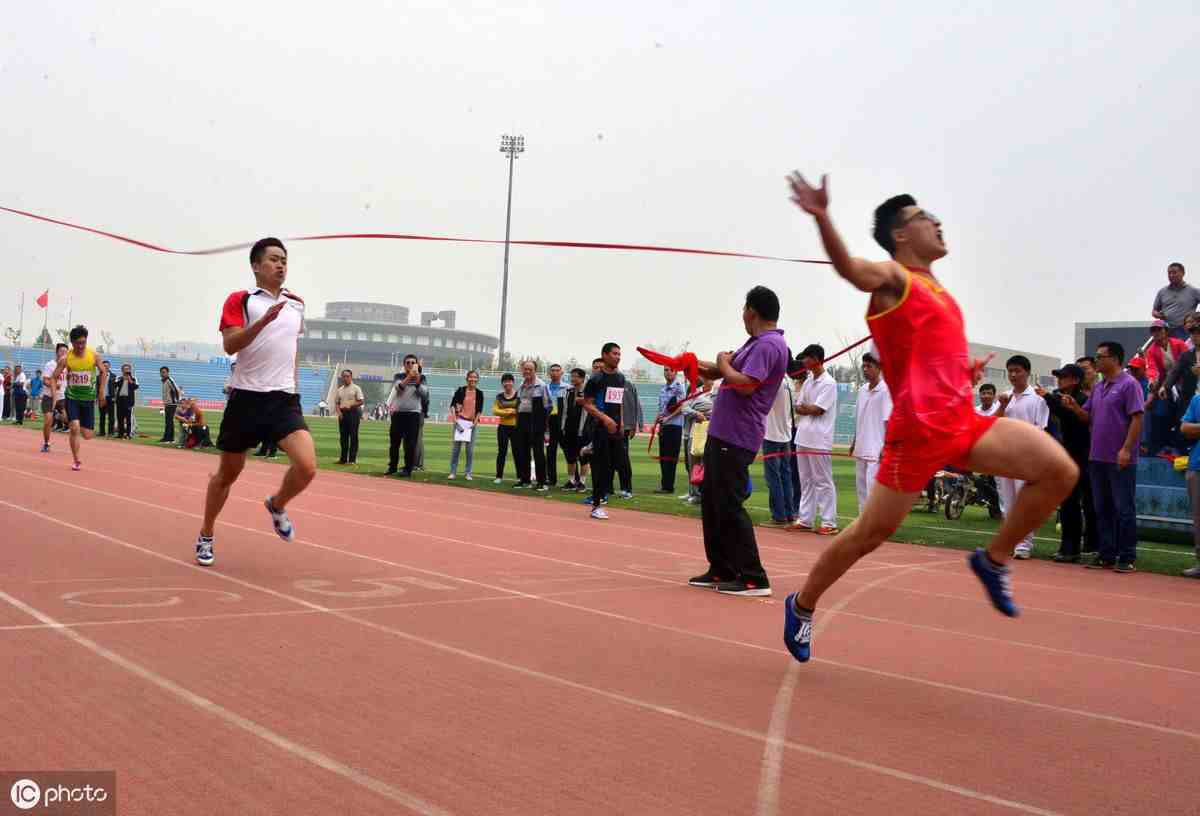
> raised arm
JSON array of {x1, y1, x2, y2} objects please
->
[{"x1": 787, "y1": 172, "x2": 905, "y2": 294}]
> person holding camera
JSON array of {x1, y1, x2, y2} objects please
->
[
  {"x1": 385, "y1": 354, "x2": 429, "y2": 477},
  {"x1": 115, "y1": 363, "x2": 139, "y2": 438}
]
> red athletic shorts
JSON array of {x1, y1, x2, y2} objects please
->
[{"x1": 877, "y1": 411, "x2": 998, "y2": 493}]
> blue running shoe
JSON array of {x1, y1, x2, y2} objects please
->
[
  {"x1": 264, "y1": 496, "x2": 294, "y2": 542},
  {"x1": 969, "y1": 549, "x2": 1019, "y2": 617},
  {"x1": 783, "y1": 592, "x2": 812, "y2": 663},
  {"x1": 40, "y1": 443, "x2": 50, "y2": 453}
]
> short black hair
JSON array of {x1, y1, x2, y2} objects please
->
[
  {"x1": 1169, "y1": 261, "x2": 1186, "y2": 273},
  {"x1": 250, "y1": 237, "x2": 287, "y2": 265},
  {"x1": 55, "y1": 342, "x2": 68, "y2": 352},
  {"x1": 1006, "y1": 355, "x2": 1031, "y2": 372},
  {"x1": 979, "y1": 383, "x2": 997, "y2": 394},
  {"x1": 466, "y1": 369, "x2": 479, "y2": 377},
  {"x1": 592, "y1": 357, "x2": 604, "y2": 365},
  {"x1": 160, "y1": 366, "x2": 170, "y2": 373},
  {"x1": 68, "y1": 325, "x2": 88, "y2": 342},
  {"x1": 342, "y1": 369, "x2": 353, "y2": 376},
  {"x1": 800, "y1": 343, "x2": 825, "y2": 362},
  {"x1": 744, "y1": 285, "x2": 780, "y2": 322},
  {"x1": 549, "y1": 363, "x2": 562, "y2": 370},
  {"x1": 501, "y1": 372, "x2": 515, "y2": 383},
  {"x1": 1076, "y1": 355, "x2": 1095, "y2": 367},
  {"x1": 1098, "y1": 341, "x2": 1125, "y2": 364},
  {"x1": 570, "y1": 367, "x2": 586, "y2": 379},
  {"x1": 601, "y1": 342, "x2": 620, "y2": 355},
  {"x1": 873, "y1": 194, "x2": 917, "y2": 255},
  {"x1": 403, "y1": 354, "x2": 418, "y2": 364},
  {"x1": 862, "y1": 352, "x2": 879, "y2": 366}
]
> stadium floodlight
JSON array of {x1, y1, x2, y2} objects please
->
[{"x1": 497, "y1": 133, "x2": 526, "y2": 369}]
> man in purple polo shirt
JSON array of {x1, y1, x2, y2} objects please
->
[
  {"x1": 1061, "y1": 340, "x2": 1145, "y2": 572},
  {"x1": 687, "y1": 286, "x2": 789, "y2": 597}
]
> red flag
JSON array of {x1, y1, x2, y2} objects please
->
[{"x1": 35, "y1": 289, "x2": 48, "y2": 309}]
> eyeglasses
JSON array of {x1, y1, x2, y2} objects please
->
[{"x1": 899, "y1": 209, "x2": 941, "y2": 227}]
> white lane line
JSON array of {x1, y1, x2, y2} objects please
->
[
  {"x1": 0, "y1": 586, "x2": 451, "y2": 816},
  {"x1": 0, "y1": 499, "x2": 1065, "y2": 815}
]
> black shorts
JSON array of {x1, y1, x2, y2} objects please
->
[
  {"x1": 217, "y1": 389, "x2": 309, "y2": 453},
  {"x1": 66, "y1": 398, "x2": 95, "y2": 430},
  {"x1": 562, "y1": 432, "x2": 582, "y2": 464},
  {"x1": 41, "y1": 395, "x2": 54, "y2": 414}
]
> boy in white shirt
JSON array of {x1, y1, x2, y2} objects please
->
[
  {"x1": 976, "y1": 383, "x2": 1000, "y2": 416},
  {"x1": 791, "y1": 344, "x2": 839, "y2": 534},
  {"x1": 850, "y1": 353, "x2": 892, "y2": 514},
  {"x1": 996, "y1": 355, "x2": 1051, "y2": 558},
  {"x1": 762, "y1": 375, "x2": 797, "y2": 525}
]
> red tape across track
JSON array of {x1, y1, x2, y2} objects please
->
[{"x1": 0, "y1": 204, "x2": 833, "y2": 264}]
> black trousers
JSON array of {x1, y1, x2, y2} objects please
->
[
  {"x1": 162, "y1": 404, "x2": 176, "y2": 442},
  {"x1": 338, "y1": 411, "x2": 361, "y2": 462},
  {"x1": 496, "y1": 424, "x2": 515, "y2": 478},
  {"x1": 658, "y1": 424, "x2": 683, "y2": 491},
  {"x1": 701, "y1": 436, "x2": 768, "y2": 583},
  {"x1": 616, "y1": 437, "x2": 633, "y2": 492},
  {"x1": 515, "y1": 414, "x2": 547, "y2": 485},
  {"x1": 12, "y1": 392, "x2": 28, "y2": 425},
  {"x1": 116, "y1": 398, "x2": 134, "y2": 437},
  {"x1": 1, "y1": 390, "x2": 10, "y2": 418},
  {"x1": 98, "y1": 397, "x2": 115, "y2": 434},
  {"x1": 591, "y1": 431, "x2": 624, "y2": 506},
  {"x1": 388, "y1": 411, "x2": 421, "y2": 473},
  {"x1": 1059, "y1": 454, "x2": 1098, "y2": 555},
  {"x1": 545, "y1": 417, "x2": 562, "y2": 485}
]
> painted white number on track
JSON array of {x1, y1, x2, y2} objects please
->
[
  {"x1": 61, "y1": 587, "x2": 244, "y2": 608},
  {"x1": 291, "y1": 578, "x2": 457, "y2": 598}
]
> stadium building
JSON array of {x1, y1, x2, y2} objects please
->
[{"x1": 299, "y1": 302, "x2": 499, "y2": 368}]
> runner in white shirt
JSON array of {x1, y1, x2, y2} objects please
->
[
  {"x1": 791, "y1": 344, "x2": 839, "y2": 533},
  {"x1": 850, "y1": 353, "x2": 892, "y2": 514},
  {"x1": 40, "y1": 345, "x2": 67, "y2": 451},
  {"x1": 976, "y1": 383, "x2": 1000, "y2": 417},
  {"x1": 995, "y1": 356, "x2": 1051, "y2": 558},
  {"x1": 194, "y1": 237, "x2": 316, "y2": 567}
]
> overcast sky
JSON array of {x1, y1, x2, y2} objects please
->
[{"x1": 3, "y1": 2, "x2": 1196, "y2": 370}]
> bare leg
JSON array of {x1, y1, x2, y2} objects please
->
[
  {"x1": 963, "y1": 418, "x2": 1078, "y2": 563},
  {"x1": 272, "y1": 430, "x2": 317, "y2": 509},
  {"x1": 68, "y1": 422, "x2": 82, "y2": 463},
  {"x1": 201, "y1": 452, "x2": 246, "y2": 537},
  {"x1": 796, "y1": 485, "x2": 917, "y2": 610},
  {"x1": 42, "y1": 411, "x2": 52, "y2": 445}
]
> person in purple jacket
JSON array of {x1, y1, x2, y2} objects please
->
[
  {"x1": 687, "y1": 286, "x2": 789, "y2": 597},
  {"x1": 1059, "y1": 340, "x2": 1145, "y2": 572}
]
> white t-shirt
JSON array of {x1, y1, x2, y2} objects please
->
[
  {"x1": 218, "y1": 287, "x2": 304, "y2": 394},
  {"x1": 793, "y1": 370, "x2": 838, "y2": 450},
  {"x1": 763, "y1": 379, "x2": 794, "y2": 444},
  {"x1": 976, "y1": 401, "x2": 1000, "y2": 417},
  {"x1": 853, "y1": 379, "x2": 893, "y2": 462},
  {"x1": 1001, "y1": 384, "x2": 1050, "y2": 428},
  {"x1": 42, "y1": 360, "x2": 63, "y2": 398}
]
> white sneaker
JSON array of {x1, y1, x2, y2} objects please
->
[
  {"x1": 590, "y1": 507, "x2": 609, "y2": 519},
  {"x1": 493, "y1": 478, "x2": 502, "y2": 485},
  {"x1": 1013, "y1": 547, "x2": 1032, "y2": 560},
  {"x1": 195, "y1": 536, "x2": 214, "y2": 566},
  {"x1": 464, "y1": 474, "x2": 473, "y2": 481},
  {"x1": 264, "y1": 496, "x2": 294, "y2": 542},
  {"x1": 447, "y1": 473, "x2": 456, "y2": 480}
]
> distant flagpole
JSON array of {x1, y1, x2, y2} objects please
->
[{"x1": 17, "y1": 291, "x2": 24, "y2": 346}]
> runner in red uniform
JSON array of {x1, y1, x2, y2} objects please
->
[{"x1": 781, "y1": 175, "x2": 1079, "y2": 663}]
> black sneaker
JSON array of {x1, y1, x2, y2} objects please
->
[
  {"x1": 1086, "y1": 558, "x2": 1115, "y2": 570},
  {"x1": 1114, "y1": 562, "x2": 1136, "y2": 574},
  {"x1": 688, "y1": 571, "x2": 729, "y2": 588},
  {"x1": 384, "y1": 468, "x2": 397, "y2": 476},
  {"x1": 715, "y1": 579, "x2": 772, "y2": 597},
  {"x1": 1183, "y1": 564, "x2": 1200, "y2": 578},
  {"x1": 1052, "y1": 552, "x2": 1080, "y2": 563}
]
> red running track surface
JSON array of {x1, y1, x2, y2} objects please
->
[{"x1": 0, "y1": 427, "x2": 1197, "y2": 815}]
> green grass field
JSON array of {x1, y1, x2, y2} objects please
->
[{"x1": 21, "y1": 407, "x2": 1199, "y2": 578}]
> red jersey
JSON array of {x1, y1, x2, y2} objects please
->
[{"x1": 867, "y1": 266, "x2": 974, "y2": 439}]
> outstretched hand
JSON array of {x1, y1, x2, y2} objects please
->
[
  {"x1": 787, "y1": 172, "x2": 829, "y2": 216},
  {"x1": 970, "y1": 353, "x2": 995, "y2": 386}
]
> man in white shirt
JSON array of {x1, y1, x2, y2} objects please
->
[
  {"x1": 996, "y1": 355, "x2": 1051, "y2": 558},
  {"x1": 40, "y1": 344, "x2": 67, "y2": 452},
  {"x1": 850, "y1": 353, "x2": 892, "y2": 514},
  {"x1": 976, "y1": 383, "x2": 1000, "y2": 416},
  {"x1": 762, "y1": 374, "x2": 797, "y2": 525},
  {"x1": 791, "y1": 344, "x2": 839, "y2": 534}
]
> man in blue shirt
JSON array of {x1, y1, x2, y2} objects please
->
[
  {"x1": 655, "y1": 367, "x2": 687, "y2": 494},
  {"x1": 545, "y1": 363, "x2": 567, "y2": 486},
  {"x1": 1179, "y1": 394, "x2": 1200, "y2": 578}
]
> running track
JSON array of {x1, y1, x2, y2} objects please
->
[{"x1": 1, "y1": 427, "x2": 1196, "y2": 815}]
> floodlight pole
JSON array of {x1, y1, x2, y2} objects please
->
[{"x1": 497, "y1": 134, "x2": 524, "y2": 370}]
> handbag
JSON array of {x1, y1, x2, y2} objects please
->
[{"x1": 690, "y1": 463, "x2": 705, "y2": 485}]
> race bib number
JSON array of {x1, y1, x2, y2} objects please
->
[
  {"x1": 68, "y1": 370, "x2": 92, "y2": 387},
  {"x1": 605, "y1": 387, "x2": 625, "y2": 404}
]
